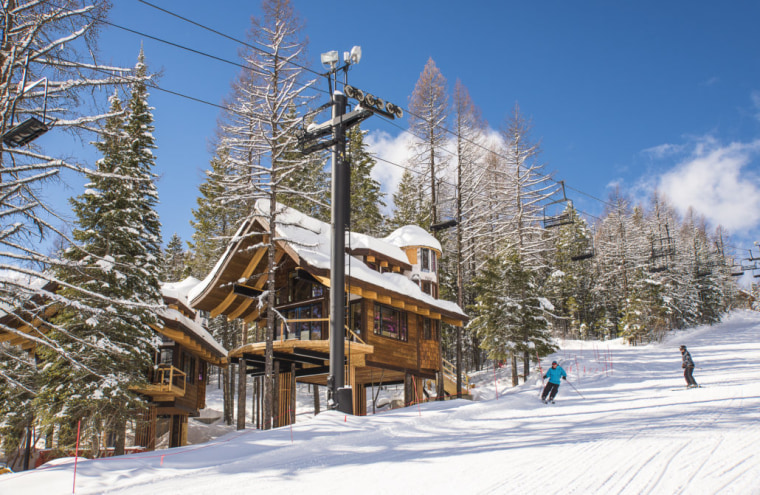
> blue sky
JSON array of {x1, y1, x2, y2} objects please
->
[{"x1": 59, "y1": 0, "x2": 760, "y2": 259}]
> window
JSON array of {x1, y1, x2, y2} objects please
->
[
  {"x1": 421, "y1": 248, "x2": 430, "y2": 272},
  {"x1": 349, "y1": 301, "x2": 362, "y2": 339},
  {"x1": 288, "y1": 270, "x2": 324, "y2": 303},
  {"x1": 421, "y1": 317, "x2": 440, "y2": 341},
  {"x1": 198, "y1": 361, "x2": 206, "y2": 383},
  {"x1": 182, "y1": 352, "x2": 195, "y2": 385},
  {"x1": 158, "y1": 347, "x2": 174, "y2": 366},
  {"x1": 283, "y1": 303, "x2": 323, "y2": 340},
  {"x1": 373, "y1": 303, "x2": 408, "y2": 342}
]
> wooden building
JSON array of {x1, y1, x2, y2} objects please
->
[
  {"x1": 131, "y1": 277, "x2": 227, "y2": 449},
  {"x1": 0, "y1": 277, "x2": 227, "y2": 457},
  {"x1": 188, "y1": 200, "x2": 468, "y2": 424}
]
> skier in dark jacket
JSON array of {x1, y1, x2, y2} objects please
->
[
  {"x1": 680, "y1": 345, "x2": 698, "y2": 388},
  {"x1": 541, "y1": 361, "x2": 567, "y2": 403}
]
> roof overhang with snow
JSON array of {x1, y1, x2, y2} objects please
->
[{"x1": 188, "y1": 201, "x2": 468, "y2": 326}]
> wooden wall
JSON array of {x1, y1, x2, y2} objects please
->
[{"x1": 363, "y1": 300, "x2": 440, "y2": 374}]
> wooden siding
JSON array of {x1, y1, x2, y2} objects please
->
[
  {"x1": 420, "y1": 340, "x2": 440, "y2": 371},
  {"x1": 364, "y1": 300, "x2": 421, "y2": 372}
]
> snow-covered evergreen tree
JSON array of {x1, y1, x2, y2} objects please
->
[
  {"x1": 35, "y1": 51, "x2": 163, "y2": 456},
  {"x1": 0, "y1": 2, "x2": 155, "y2": 455},
  {"x1": 278, "y1": 105, "x2": 330, "y2": 222},
  {"x1": 469, "y1": 252, "x2": 555, "y2": 384},
  {"x1": 389, "y1": 169, "x2": 426, "y2": 229},
  {"x1": 162, "y1": 233, "x2": 189, "y2": 283},
  {"x1": 346, "y1": 125, "x2": 386, "y2": 236}
]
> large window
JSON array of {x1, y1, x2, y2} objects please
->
[
  {"x1": 288, "y1": 270, "x2": 324, "y2": 303},
  {"x1": 283, "y1": 303, "x2": 323, "y2": 340},
  {"x1": 373, "y1": 303, "x2": 408, "y2": 342}
]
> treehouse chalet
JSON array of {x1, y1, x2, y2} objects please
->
[
  {"x1": 132, "y1": 277, "x2": 228, "y2": 450},
  {"x1": 0, "y1": 276, "x2": 227, "y2": 458},
  {"x1": 188, "y1": 200, "x2": 468, "y2": 423}
]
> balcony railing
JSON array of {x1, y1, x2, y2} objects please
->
[{"x1": 130, "y1": 365, "x2": 186, "y2": 399}]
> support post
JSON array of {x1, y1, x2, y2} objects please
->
[{"x1": 328, "y1": 91, "x2": 349, "y2": 412}]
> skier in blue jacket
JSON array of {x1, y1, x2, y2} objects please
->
[{"x1": 541, "y1": 361, "x2": 567, "y2": 404}]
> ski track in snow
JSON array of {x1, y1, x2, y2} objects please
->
[{"x1": 3, "y1": 311, "x2": 760, "y2": 494}]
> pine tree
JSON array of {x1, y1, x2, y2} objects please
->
[
  {"x1": 34, "y1": 52, "x2": 163, "y2": 456},
  {"x1": 278, "y1": 105, "x2": 330, "y2": 222},
  {"x1": 469, "y1": 252, "x2": 555, "y2": 383},
  {"x1": 389, "y1": 169, "x2": 426, "y2": 229},
  {"x1": 545, "y1": 205, "x2": 596, "y2": 337},
  {"x1": 347, "y1": 125, "x2": 386, "y2": 236},
  {"x1": 162, "y1": 233, "x2": 189, "y2": 283},
  {"x1": 0, "y1": 2, "x2": 145, "y2": 437}
]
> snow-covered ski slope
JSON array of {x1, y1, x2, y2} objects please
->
[{"x1": 4, "y1": 310, "x2": 760, "y2": 495}]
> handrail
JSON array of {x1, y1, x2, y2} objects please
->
[
  {"x1": 441, "y1": 357, "x2": 469, "y2": 390},
  {"x1": 345, "y1": 325, "x2": 366, "y2": 345},
  {"x1": 155, "y1": 364, "x2": 186, "y2": 395}
]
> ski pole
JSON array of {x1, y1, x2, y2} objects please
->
[{"x1": 565, "y1": 379, "x2": 585, "y2": 399}]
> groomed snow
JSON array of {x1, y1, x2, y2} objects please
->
[{"x1": 4, "y1": 310, "x2": 760, "y2": 494}]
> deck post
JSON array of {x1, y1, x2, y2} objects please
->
[{"x1": 273, "y1": 360, "x2": 280, "y2": 428}]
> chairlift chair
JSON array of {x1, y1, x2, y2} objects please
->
[
  {"x1": 570, "y1": 229, "x2": 595, "y2": 262},
  {"x1": 543, "y1": 181, "x2": 574, "y2": 229},
  {"x1": 730, "y1": 265, "x2": 745, "y2": 277},
  {"x1": 1, "y1": 58, "x2": 53, "y2": 148}
]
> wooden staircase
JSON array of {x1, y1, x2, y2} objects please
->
[{"x1": 441, "y1": 358, "x2": 472, "y2": 399}]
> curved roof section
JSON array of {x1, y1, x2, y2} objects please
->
[
  {"x1": 384, "y1": 225, "x2": 442, "y2": 253},
  {"x1": 188, "y1": 200, "x2": 467, "y2": 323}
]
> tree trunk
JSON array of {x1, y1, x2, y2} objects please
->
[
  {"x1": 290, "y1": 363, "x2": 297, "y2": 424},
  {"x1": 313, "y1": 384, "x2": 320, "y2": 415},
  {"x1": 272, "y1": 360, "x2": 280, "y2": 428},
  {"x1": 113, "y1": 418, "x2": 126, "y2": 456},
  {"x1": 523, "y1": 350, "x2": 531, "y2": 383},
  {"x1": 222, "y1": 366, "x2": 233, "y2": 425},
  {"x1": 237, "y1": 358, "x2": 247, "y2": 430},
  {"x1": 511, "y1": 353, "x2": 519, "y2": 386}
]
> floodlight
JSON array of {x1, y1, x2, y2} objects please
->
[
  {"x1": 321, "y1": 50, "x2": 339, "y2": 69},
  {"x1": 350, "y1": 46, "x2": 362, "y2": 64}
]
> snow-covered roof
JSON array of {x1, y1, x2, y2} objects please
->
[
  {"x1": 161, "y1": 276, "x2": 202, "y2": 305},
  {"x1": 189, "y1": 200, "x2": 466, "y2": 321},
  {"x1": 385, "y1": 225, "x2": 442, "y2": 252},
  {"x1": 156, "y1": 307, "x2": 227, "y2": 358},
  {"x1": 256, "y1": 200, "x2": 464, "y2": 318},
  {"x1": 160, "y1": 277, "x2": 227, "y2": 360}
]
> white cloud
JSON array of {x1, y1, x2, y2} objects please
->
[
  {"x1": 365, "y1": 130, "x2": 414, "y2": 207},
  {"x1": 752, "y1": 91, "x2": 760, "y2": 122},
  {"x1": 656, "y1": 138, "x2": 760, "y2": 232},
  {"x1": 642, "y1": 143, "x2": 686, "y2": 159},
  {"x1": 700, "y1": 76, "x2": 720, "y2": 87}
]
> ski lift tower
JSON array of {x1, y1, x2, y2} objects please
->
[{"x1": 298, "y1": 47, "x2": 403, "y2": 414}]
